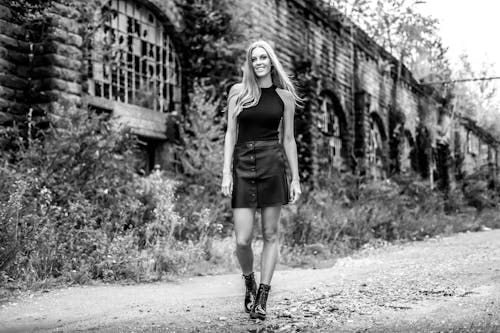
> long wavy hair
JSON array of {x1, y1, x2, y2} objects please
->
[{"x1": 230, "y1": 40, "x2": 302, "y2": 118}]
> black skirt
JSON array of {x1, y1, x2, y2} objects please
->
[{"x1": 231, "y1": 140, "x2": 290, "y2": 208}]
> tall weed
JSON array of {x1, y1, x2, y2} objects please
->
[
  {"x1": 281, "y1": 171, "x2": 499, "y2": 256},
  {"x1": 0, "y1": 104, "x2": 220, "y2": 287}
]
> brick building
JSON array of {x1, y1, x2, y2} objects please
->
[{"x1": 0, "y1": 0, "x2": 498, "y2": 181}]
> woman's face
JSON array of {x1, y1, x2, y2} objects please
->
[{"x1": 250, "y1": 47, "x2": 272, "y2": 78}]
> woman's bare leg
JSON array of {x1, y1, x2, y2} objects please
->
[
  {"x1": 260, "y1": 206, "x2": 281, "y2": 285},
  {"x1": 233, "y1": 208, "x2": 256, "y2": 275}
]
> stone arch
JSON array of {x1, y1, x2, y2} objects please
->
[
  {"x1": 369, "y1": 112, "x2": 387, "y2": 141},
  {"x1": 319, "y1": 90, "x2": 349, "y2": 170},
  {"x1": 87, "y1": 0, "x2": 183, "y2": 113},
  {"x1": 368, "y1": 112, "x2": 386, "y2": 179}
]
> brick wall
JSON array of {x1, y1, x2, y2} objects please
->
[
  {"x1": 1, "y1": 0, "x2": 497, "y2": 179},
  {"x1": 239, "y1": 0, "x2": 441, "y2": 176},
  {"x1": 455, "y1": 118, "x2": 499, "y2": 177},
  {"x1": 0, "y1": 0, "x2": 30, "y2": 125},
  {"x1": 0, "y1": 0, "x2": 85, "y2": 128},
  {"x1": 33, "y1": 1, "x2": 84, "y2": 110}
]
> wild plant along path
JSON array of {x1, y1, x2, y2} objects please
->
[{"x1": 1, "y1": 230, "x2": 499, "y2": 332}]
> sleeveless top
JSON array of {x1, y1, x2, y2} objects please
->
[{"x1": 236, "y1": 85, "x2": 284, "y2": 144}]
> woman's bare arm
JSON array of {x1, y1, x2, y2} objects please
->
[
  {"x1": 277, "y1": 88, "x2": 301, "y2": 203},
  {"x1": 278, "y1": 89, "x2": 300, "y2": 182},
  {"x1": 221, "y1": 84, "x2": 241, "y2": 196}
]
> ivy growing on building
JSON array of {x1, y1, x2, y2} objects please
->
[
  {"x1": 4, "y1": 0, "x2": 53, "y2": 137},
  {"x1": 175, "y1": 0, "x2": 247, "y2": 97},
  {"x1": 292, "y1": 58, "x2": 319, "y2": 186}
]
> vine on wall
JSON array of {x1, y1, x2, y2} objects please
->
[
  {"x1": 292, "y1": 58, "x2": 319, "y2": 186},
  {"x1": 175, "y1": 0, "x2": 247, "y2": 99}
]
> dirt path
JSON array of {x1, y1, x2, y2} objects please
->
[{"x1": 1, "y1": 230, "x2": 500, "y2": 333}]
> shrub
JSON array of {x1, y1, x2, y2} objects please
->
[
  {"x1": 461, "y1": 164, "x2": 500, "y2": 213},
  {"x1": 280, "y1": 170, "x2": 495, "y2": 257},
  {"x1": 172, "y1": 81, "x2": 230, "y2": 239},
  {"x1": 0, "y1": 102, "x2": 228, "y2": 286},
  {"x1": 0, "y1": 104, "x2": 146, "y2": 283}
]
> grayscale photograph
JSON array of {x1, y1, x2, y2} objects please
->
[{"x1": 0, "y1": 0, "x2": 499, "y2": 332}]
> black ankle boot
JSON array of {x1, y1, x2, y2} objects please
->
[
  {"x1": 250, "y1": 283, "x2": 271, "y2": 320},
  {"x1": 243, "y1": 272, "x2": 257, "y2": 313}
]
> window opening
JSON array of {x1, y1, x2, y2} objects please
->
[
  {"x1": 321, "y1": 96, "x2": 344, "y2": 169},
  {"x1": 368, "y1": 116, "x2": 385, "y2": 179},
  {"x1": 136, "y1": 137, "x2": 159, "y2": 174},
  {"x1": 400, "y1": 133, "x2": 412, "y2": 173},
  {"x1": 467, "y1": 131, "x2": 478, "y2": 156},
  {"x1": 88, "y1": 0, "x2": 181, "y2": 113}
]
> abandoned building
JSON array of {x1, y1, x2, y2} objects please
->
[{"x1": 0, "y1": 0, "x2": 498, "y2": 183}]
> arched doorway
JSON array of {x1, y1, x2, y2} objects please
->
[
  {"x1": 319, "y1": 92, "x2": 348, "y2": 171},
  {"x1": 400, "y1": 130, "x2": 414, "y2": 174},
  {"x1": 367, "y1": 112, "x2": 386, "y2": 179}
]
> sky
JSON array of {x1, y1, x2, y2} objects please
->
[{"x1": 419, "y1": 0, "x2": 500, "y2": 75}]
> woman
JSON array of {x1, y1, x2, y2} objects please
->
[{"x1": 221, "y1": 40, "x2": 302, "y2": 320}]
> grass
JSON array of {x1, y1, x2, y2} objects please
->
[{"x1": 1, "y1": 203, "x2": 499, "y2": 304}]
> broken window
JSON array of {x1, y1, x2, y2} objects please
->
[{"x1": 88, "y1": 0, "x2": 181, "y2": 113}]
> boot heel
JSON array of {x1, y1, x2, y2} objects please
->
[{"x1": 250, "y1": 283, "x2": 271, "y2": 320}]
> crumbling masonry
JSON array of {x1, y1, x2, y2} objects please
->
[{"x1": 0, "y1": 0, "x2": 498, "y2": 182}]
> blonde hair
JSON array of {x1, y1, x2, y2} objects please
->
[{"x1": 229, "y1": 40, "x2": 302, "y2": 118}]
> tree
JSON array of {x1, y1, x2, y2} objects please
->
[
  {"x1": 175, "y1": 0, "x2": 247, "y2": 95},
  {"x1": 323, "y1": 0, "x2": 455, "y2": 179},
  {"x1": 452, "y1": 54, "x2": 500, "y2": 140},
  {"x1": 177, "y1": 81, "x2": 225, "y2": 181},
  {"x1": 172, "y1": 80, "x2": 233, "y2": 238},
  {"x1": 323, "y1": 0, "x2": 451, "y2": 80}
]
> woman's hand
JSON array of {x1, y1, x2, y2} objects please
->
[
  {"x1": 221, "y1": 172, "x2": 233, "y2": 197},
  {"x1": 290, "y1": 179, "x2": 301, "y2": 204}
]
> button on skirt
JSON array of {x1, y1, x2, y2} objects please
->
[{"x1": 231, "y1": 140, "x2": 290, "y2": 208}]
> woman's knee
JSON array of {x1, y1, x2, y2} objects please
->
[
  {"x1": 262, "y1": 228, "x2": 279, "y2": 243},
  {"x1": 236, "y1": 237, "x2": 252, "y2": 248}
]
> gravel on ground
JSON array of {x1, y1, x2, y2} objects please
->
[{"x1": 1, "y1": 229, "x2": 499, "y2": 333}]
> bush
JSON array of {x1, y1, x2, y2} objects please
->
[
  {"x1": 172, "y1": 81, "x2": 230, "y2": 239},
  {"x1": 462, "y1": 164, "x2": 500, "y2": 213},
  {"x1": 280, "y1": 170, "x2": 497, "y2": 257},
  {"x1": 1, "y1": 97, "x2": 498, "y2": 289},
  {"x1": 0, "y1": 104, "x2": 145, "y2": 283},
  {"x1": 0, "y1": 104, "x2": 222, "y2": 287}
]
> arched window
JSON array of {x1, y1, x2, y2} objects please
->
[
  {"x1": 367, "y1": 113, "x2": 386, "y2": 179},
  {"x1": 320, "y1": 95, "x2": 345, "y2": 169},
  {"x1": 466, "y1": 131, "x2": 478, "y2": 156},
  {"x1": 88, "y1": 0, "x2": 181, "y2": 113},
  {"x1": 400, "y1": 130, "x2": 414, "y2": 174}
]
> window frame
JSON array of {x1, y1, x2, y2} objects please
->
[{"x1": 86, "y1": 0, "x2": 182, "y2": 114}]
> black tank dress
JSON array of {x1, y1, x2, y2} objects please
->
[{"x1": 231, "y1": 85, "x2": 290, "y2": 208}]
